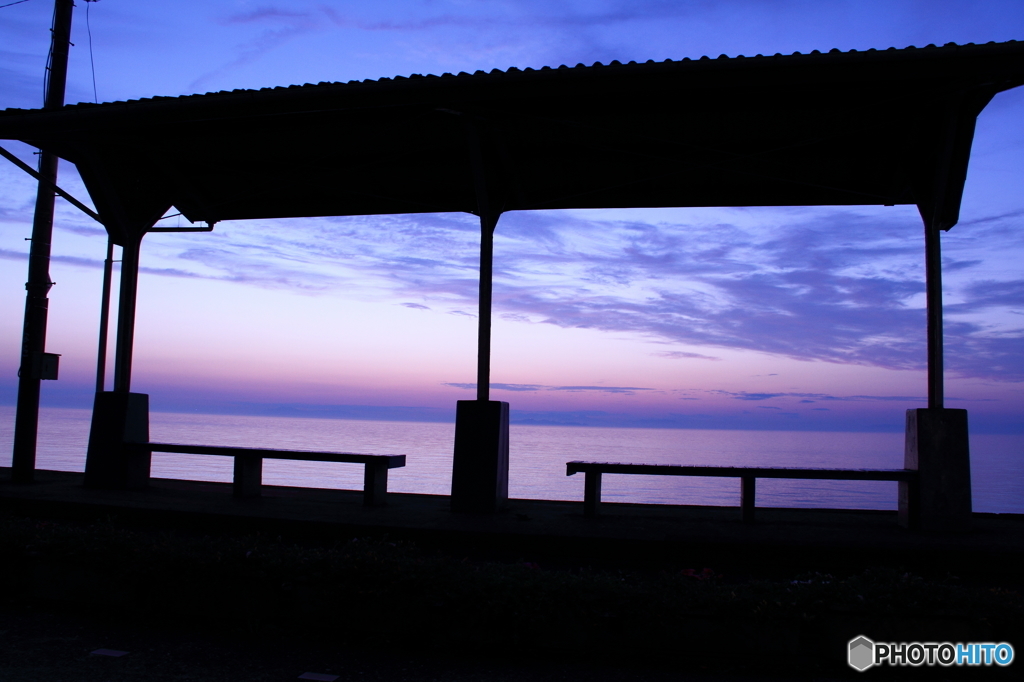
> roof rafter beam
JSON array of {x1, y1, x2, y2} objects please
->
[{"x1": 0, "y1": 143, "x2": 103, "y2": 224}]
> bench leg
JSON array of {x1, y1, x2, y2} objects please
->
[
  {"x1": 583, "y1": 471, "x2": 602, "y2": 517},
  {"x1": 741, "y1": 476, "x2": 756, "y2": 524},
  {"x1": 363, "y1": 461, "x2": 389, "y2": 507},
  {"x1": 233, "y1": 454, "x2": 262, "y2": 498}
]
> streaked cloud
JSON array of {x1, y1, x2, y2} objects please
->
[
  {"x1": 710, "y1": 389, "x2": 997, "y2": 403},
  {"x1": 654, "y1": 350, "x2": 721, "y2": 361},
  {"x1": 550, "y1": 385, "x2": 653, "y2": 393},
  {"x1": 191, "y1": 7, "x2": 321, "y2": 91},
  {"x1": 443, "y1": 382, "x2": 653, "y2": 395}
]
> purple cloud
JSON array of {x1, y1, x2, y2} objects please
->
[
  {"x1": 711, "y1": 389, "x2": 951, "y2": 403},
  {"x1": 190, "y1": 7, "x2": 320, "y2": 91},
  {"x1": 442, "y1": 382, "x2": 652, "y2": 394},
  {"x1": 549, "y1": 385, "x2": 652, "y2": 394},
  {"x1": 654, "y1": 350, "x2": 721, "y2": 361}
]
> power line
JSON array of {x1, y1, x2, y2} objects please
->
[
  {"x1": 85, "y1": 0, "x2": 99, "y2": 102},
  {"x1": 0, "y1": 0, "x2": 34, "y2": 9},
  {"x1": 42, "y1": 0, "x2": 55, "y2": 105}
]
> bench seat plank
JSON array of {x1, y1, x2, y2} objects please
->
[
  {"x1": 143, "y1": 442, "x2": 405, "y2": 468},
  {"x1": 567, "y1": 461, "x2": 916, "y2": 481},
  {"x1": 566, "y1": 461, "x2": 919, "y2": 522},
  {"x1": 126, "y1": 442, "x2": 405, "y2": 506}
]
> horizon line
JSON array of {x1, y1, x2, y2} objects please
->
[{"x1": 1, "y1": 401, "x2": 1021, "y2": 435}]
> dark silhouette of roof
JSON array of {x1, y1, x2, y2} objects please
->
[{"x1": 2, "y1": 40, "x2": 1023, "y2": 245}]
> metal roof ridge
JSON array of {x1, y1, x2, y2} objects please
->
[{"x1": 1, "y1": 39, "x2": 1020, "y2": 115}]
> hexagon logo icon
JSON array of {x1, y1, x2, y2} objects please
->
[{"x1": 848, "y1": 636, "x2": 875, "y2": 671}]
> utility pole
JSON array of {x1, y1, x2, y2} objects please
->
[{"x1": 11, "y1": 0, "x2": 75, "y2": 483}]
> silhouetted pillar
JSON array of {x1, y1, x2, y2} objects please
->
[
  {"x1": 83, "y1": 391, "x2": 150, "y2": 489},
  {"x1": 451, "y1": 211, "x2": 509, "y2": 512},
  {"x1": 11, "y1": 150, "x2": 59, "y2": 484},
  {"x1": 475, "y1": 212, "x2": 498, "y2": 403},
  {"x1": 84, "y1": 232, "x2": 150, "y2": 489},
  {"x1": 449, "y1": 114, "x2": 511, "y2": 513},
  {"x1": 924, "y1": 223, "x2": 944, "y2": 410},
  {"x1": 900, "y1": 407, "x2": 970, "y2": 531},
  {"x1": 9, "y1": 0, "x2": 75, "y2": 483},
  {"x1": 451, "y1": 399, "x2": 509, "y2": 513},
  {"x1": 112, "y1": 234, "x2": 142, "y2": 393},
  {"x1": 95, "y1": 238, "x2": 114, "y2": 391},
  {"x1": 899, "y1": 217, "x2": 971, "y2": 531}
]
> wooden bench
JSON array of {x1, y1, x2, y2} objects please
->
[
  {"x1": 126, "y1": 442, "x2": 405, "y2": 506},
  {"x1": 566, "y1": 461, "x2": 919, "y2": 523}
]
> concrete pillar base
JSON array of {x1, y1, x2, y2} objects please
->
[
  {"x1": 899, "y1": 408, "x2": 972, "y2": 532},
  {"x1": 450, "y1": 400, "x2": 509, "y2": 513},
  {"x1": 84, "y1": 391, "x2": 151, "y2": 490}
]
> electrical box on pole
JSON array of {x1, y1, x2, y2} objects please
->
[{"x1": 30, "y1": 352, "x2": 61, "y2": 381}]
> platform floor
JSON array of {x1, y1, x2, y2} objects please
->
[{"x1": 2, "y1": 467, "x2": 1022, "y2": 574}]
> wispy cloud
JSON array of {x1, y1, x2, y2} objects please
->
[
  {"x1": 726, "y1": 392, "x2": 789, "y2": 401},
  {"x1": 550, "y1": 385, "x2": 653, "y2": 393},
  {"x1": 189, "y1": 7, "x2": 321, "y2": 91},
  {"x1": 192, "y1": 0, "x2": 667, "y2": 91},
  {"x1": 654, "y1": 350, "x2": 721, "y2": 361},
  {"x1": 184, "y1": 0, "x2": 881, "y2": 93},
  {"x1": 0, "y1": 249, "x2": 107, "y2": 271},
  {"x1": 443, "y1": 382, "x2": 653, "y2": 394},
  {"x1": 708, "y1": 389, "x2": 990, "y2": 403},
  {"x1": 0, "y1": 248, "x2": 30, "y2": 262}
]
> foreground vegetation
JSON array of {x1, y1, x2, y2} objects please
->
[{"x1": 1, "y1": 510, "x2": 1021, "y2": 675}]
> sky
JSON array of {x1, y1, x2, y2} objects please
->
[{"x1": 0, "y1": 0, "x2": 1022, "y2": 433}]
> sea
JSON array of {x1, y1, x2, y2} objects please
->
[{"x1": 2, "y1": 406, "x2": 1022, "y2": 513}]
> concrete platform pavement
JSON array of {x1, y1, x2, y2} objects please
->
[{"x1": 2, "y1": 467, "x2": 1022, "y2": 575}]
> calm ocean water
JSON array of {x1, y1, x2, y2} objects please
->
[{"x1": 1, "y1": 406, "x2": 1021, "y2": 513}]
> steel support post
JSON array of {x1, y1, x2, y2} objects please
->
[
  {"x1": 476, "y1": 212, "x2": 498, "y2": 401},
  {"x1": 924, "y1": 222, "x2": 944, "y2": 409},
  {"x1": 112, "y1": 234, "x2": 142, "y2": 393},
  {"x1": 451, "y1": 212, "x2": 510, "y2": 512},
  {"x1": 95, "y1": 239, "x2": 114, "y2": 391}
]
